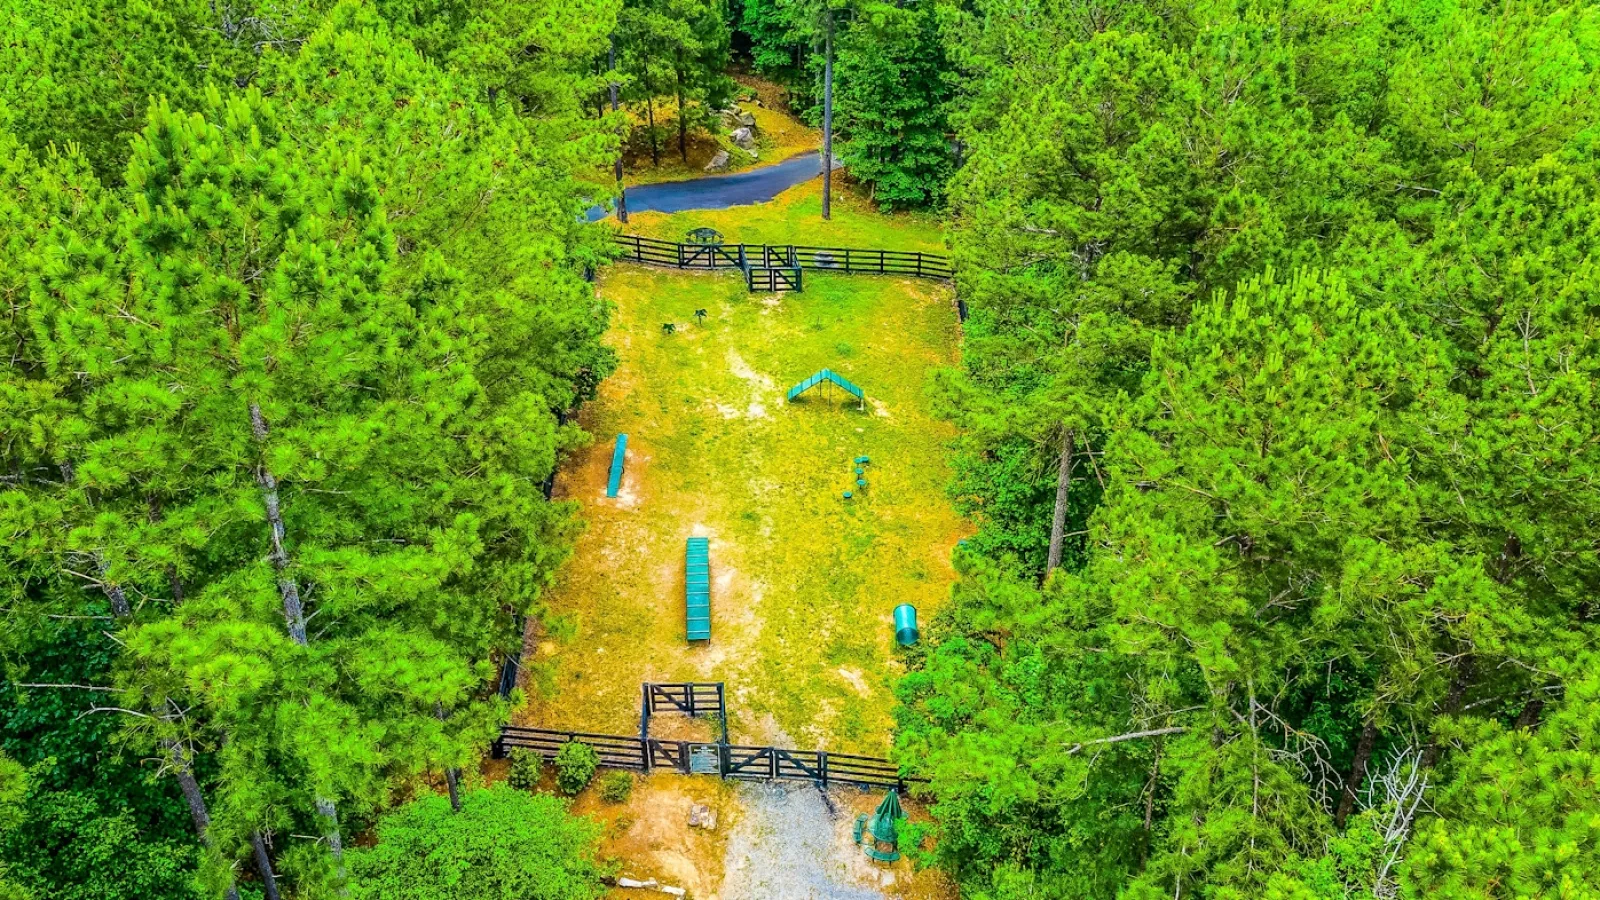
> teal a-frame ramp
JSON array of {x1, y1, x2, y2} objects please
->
[{"x1": 785, "y1": 369, "x2": 864, "y2": 409}]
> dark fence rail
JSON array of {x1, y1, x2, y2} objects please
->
[
  {"x1": 499, "y1": 726, "x2": 649, "y2": 771},
  {"x1": 495, "y1": 725, "x2": 921, "y2": 790},
  {"x1": 613, "y1": 234, "x2": 952, "y2": 281}
]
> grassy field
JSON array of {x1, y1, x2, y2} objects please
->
[
  {"x1": 515, "y1": 205, "x2": 966, "y2": 755},
  {"x1": 623, "y1": 176, "x2": 947, "y2": 255}
]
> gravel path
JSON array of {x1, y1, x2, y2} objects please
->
[{"x1": 721, "y1": 781, "x2": 887, "y2": 900}]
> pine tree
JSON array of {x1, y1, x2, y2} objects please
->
[{"x1": 834, "y1": 0, "x2": 951, "y2": 208}]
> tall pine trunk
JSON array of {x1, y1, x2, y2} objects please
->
[
  {"x1": 676, "y1": 57, "x2": 689, "y2": 164},
  {"x1": 822, "y1": 13, "x2": 834, "y2": 221},
  {"x1": 1420, "y1": 655, "x2": 1473, "y2": 770},
  {"x1": 251, "y1": 832, "x2": 283, "y2": 900},
  {"x1": 610, "y1": 34, "x2": 627, "y2": 223},
  {"x1": 643, "y1": 58, "x2": 660, "y2": 168},
  {"x1": 1046, "y1": 428, "x2": 1075, "y2": 574},
  {"x1": 250, "y1": 403, "x2": 348, "y2": 887},
  {"x1": 91, "y1": 554, "x2": 247, "y2": 900},
  {"x1": 1335, "y1": 720, "x2": 1378, "y2": 827},
  {"x1": 436, "y1": 702, "x2": 462, "y2": 812},
  {"x1": 169, "y1": 742, "x2": 243, "y2": 900}
]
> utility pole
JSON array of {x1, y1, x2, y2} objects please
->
[
  {"x1": 611, "y1": 34, "x2": 628, "y2": 223},
  {"x1": 821, "y1": 10, "x2": 834, "y2": 221}
]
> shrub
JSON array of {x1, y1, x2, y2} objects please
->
[
  {"x1": 507, "y1": 749, "x2": 543, "y2": 791},
  {"x1": 349, "y1": 786, "x2": 604, "y2": 900},
  {"x1": 598, "y1": 772, "x2": 633, "y2": 804},
  {"x1": 554, "y1": 742, "x2": 599, "y2": 795}
]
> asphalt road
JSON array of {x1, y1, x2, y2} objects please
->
[{"x1": 587, "y1": 151, "x2": 823, "y2": 220}]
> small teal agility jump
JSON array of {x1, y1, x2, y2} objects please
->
[
  {"x1": 606, "y1": 434, "x2": 628, "y2": 498},
  {"x1": 786, "y1": 369, "x2": 864, "y2": 409},
  {"x1": 685, "y1": 537, "x2": 711, "y2": 641}
]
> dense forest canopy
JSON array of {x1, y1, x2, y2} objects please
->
[
  {"x1": 902, "y1": 0, "x2": 1600, "y2": 897},
  {"x1": 0, "y1": 0, "x2": 1596, "y2": 897},
  {"x1": 2, "y1": 0, "x2": 616, "y2": 896}
]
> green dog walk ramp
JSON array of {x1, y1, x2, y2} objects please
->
[
  {"x1": 606, "y1": 434, "x2": 627, "y2": 498},
  {"x1": 685, "y1": 537, "x2": 711, "y2": 641}
]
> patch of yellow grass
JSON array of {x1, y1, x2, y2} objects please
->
[
  {"x1": 516, "y1": 264, "x2": 969, "y2": 756},
  {"x1": 617, "y1": 74, "x2": 821, "y2": 186}
]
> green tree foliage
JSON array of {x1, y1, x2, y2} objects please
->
[
  {"x1": 732, "y1": 0, "x2": 951, "y2": 207},
  {"x1": 908, "y1": 0, "x2": 1600, "y2": 896},
  {"x1": 0, "y1": 0, "x2": 329, "y2": 180},
  {"x1": 0, "y1": 621, "x2": 206, "y2": 892},
  {"x1": 616, "y1": 0, "x2": 734, "y2": 165},
  {"x1": 0, "y1": 754, "x2": 30, "y2": 900},
  {"x1": 507, "y1": 749, "x2": 546, "y2": 791},
  {"x1": 373, "y1": 0, "x2": 619, "y2": 122},
  {"x1": 731, "y1": 0, "x2": 802, "y2": 77},
  {"x1": 833, "y1": 0, "x2": 951, "y2": 208},
  {"x1": 1405, "y1": 655, "x2": 1600, "y2": 897},
  {"x1": 348, "y1": 786, "x2": 604, "y2": 900},
  {"x1": 554, "y1": 742, "x2": 600, "y2": 795},
  {"x1": 597, "y1": 771, "x2": 633, "y2": 803},
  {"x1": 0, "y1": 790, "x2": 203, "y2": 900}
]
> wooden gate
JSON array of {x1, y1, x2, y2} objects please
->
[
  {"x1": 648, "y1": 739, "x2": 686, "y2": 771},
  {"x1": 681, "y1": 244, "x2": 740, "y2": 268},
  {"x1": 745, "y1": 265, "x2": 803, "y2": 293},
  {"x1": 645, "y1": 682, "x2": 725, "y2": 718}
]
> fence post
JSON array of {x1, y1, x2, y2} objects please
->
[
  {"x1": 819, "y1": 751, "x2": 829, "y2": 788},
  {"x1": 688, "y1": 687, "x2": 697, "y2": 717},
  {"x1": 879, "y1": 250, "x2": 885, "y2": 275},
  {"x1": 717, "y1": 684, "x2": 728, "y2": 742},
  {"x1": 719, "y1": 743, "x2": 730, "y2": 778},
  {"x1": 676, "y1": 242, "x2": 684, "y2": 268},
  {"x1": 916, "y1": 252, "x2": 922, "y2": 278},
  {"x1": 769, "y1": 748, "x2": 778, "y2": 780}
]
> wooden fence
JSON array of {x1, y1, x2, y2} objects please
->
[
  {"x1": 612, "y1": 234, "x2": 952, "y2": 281},
  {"x1": 496, "y1": 725, "x2": 920, "y2": 791}
]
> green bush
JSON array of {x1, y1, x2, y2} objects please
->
[
  {"x1": 554, "y1": 742, "x2": 599, "y2": 795},
  {"x1": 506, "y1": 749, "x2": 543, "y2": 791},
  {"x1": 349, "y1": 786, "x2": 603, "y2": 900},
  {"x1": 597, "y1": 772, "x2": 633, "y2": 804}
]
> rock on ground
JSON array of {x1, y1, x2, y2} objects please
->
[
  {"x1": 705, "y1": 150, "x2": 731, "y2": 172},
  {"x1": 719, "y1": 107, "x2": 758, "y2": 129},
  {"x1": 721, "y1": 782, "x2": 886, "y2": 900},
  {"x1": 730, "y1": 126, "x2": 757, "y2": 150}
]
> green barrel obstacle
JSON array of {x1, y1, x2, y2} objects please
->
[
  {"x1": 606, "y1": 434, "x2": 627, "y2": 498},
  {"x1": 894, "y1": 604, "x2": 919, "y2": 646},
  {"x1": 685, "y1": 537, "x2": 711, "y2": 641}
]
